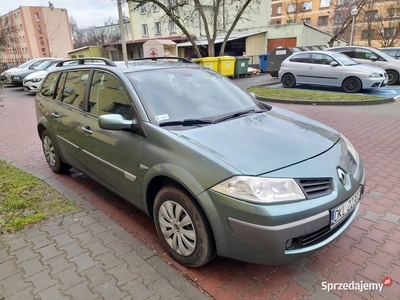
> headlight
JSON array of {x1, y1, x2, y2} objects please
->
[
  {"x1": 13, "y1": 76, "x2": 21, "y2": 80},
  {"x1": 369, "y1": 72, "x2": 381, "y2": 78},
  {"x1": 211, "y1": 176, "x2": 305, "y2": 204},
  {"x1": 32, "y1": 77, "x2": 43, "y2": 82},
  {"x1": 341, "y1": 134, "x2": 359, "y2": 164}
]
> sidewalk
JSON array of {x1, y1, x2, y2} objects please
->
[{"x1": 0, "y1": 160, "x2": 209, "y2": 300}]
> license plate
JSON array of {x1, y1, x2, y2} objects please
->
[{"x1": 330, "y1": 187, "x2": 361, "y2": 229}]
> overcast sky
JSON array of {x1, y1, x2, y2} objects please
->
[{"x1": 0, "y1": 0, "x2": 129, "y2": 28}]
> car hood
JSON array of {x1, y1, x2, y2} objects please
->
[
  {"x1": 172, "y1": 109, "x2": 340, "y2": 175},
  {"x1": 25, "y1": 70, "x2": 47, "y2": 80},
  {"x1": 347, "y1": 63, "x2": 385, "y2": 73}
]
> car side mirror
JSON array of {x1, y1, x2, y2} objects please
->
[
  {"x1": 330, "y1": 61, "x2": 339, "y2": 67},
  {"x1": 99, "y1": 114, "x2": 145, "y2": 137},
  {"x1": 370, "y1": 56, "x2": 378, "y2": 61},
  {"x1": 249, "y1": 92, "x2": 257, "y2": 99}
]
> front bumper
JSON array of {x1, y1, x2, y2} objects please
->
[
  {"x1": 23, "y1": 80, "x2": 40, "y2": 93},
  {"x1": 199, "y1": 141, "x2": 366, "y2": 265}
]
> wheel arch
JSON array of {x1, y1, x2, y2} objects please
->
[{"x1": 342, "y1": 76, "x2": 363, "y2": 92}]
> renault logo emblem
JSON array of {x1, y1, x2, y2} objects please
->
[{"x1": 337, "y1": 168, "x2": 346, "y2": 185}]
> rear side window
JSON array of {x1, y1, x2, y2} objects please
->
[
  {"x1": 338, "y1": 48, "x2": 354, "y2": 58},
  {"x1": 289, "y1": 53, "x2": 310, "y2": 63},
  {"x1": 39, "y1": 72, "x2": 60, "y2": 98}
]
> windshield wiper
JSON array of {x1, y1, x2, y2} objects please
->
[
  {"x1": 159, "y1": 119, "x2": 213, "y2": 127},
  {"x1": 213, "y1": 109, "x2": 265, "y2": 124}
]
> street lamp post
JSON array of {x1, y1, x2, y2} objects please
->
[{"x1": 349, "y1": 8, "x2": 358, "y2": 46}]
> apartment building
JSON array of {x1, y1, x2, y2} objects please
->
[
  {"x1": 0, "y1": 5, "x2": 74, "y2": 68},
  {"x1": 270, "y1": 0, "x2": 400, "y2": 47}
]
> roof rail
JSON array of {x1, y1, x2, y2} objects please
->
[
  {"x1": 56, "y1": 57, "x2": 117, "y2": 67},
  {"x1": 130, "y1": 56, "x2": 193, "y2": 63}
]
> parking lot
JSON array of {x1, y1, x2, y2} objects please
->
[{"x1": 1, "y1": 81, "x2": 400, "y2": 299}]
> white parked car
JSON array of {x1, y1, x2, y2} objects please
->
[
  {"x1": 278, "y1": 50, "x2": 388, "y2": 93},
  {"x1": 23, "y1": 60, "x2": 62, "y2": 93}
]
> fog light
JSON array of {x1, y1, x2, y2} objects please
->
[{"x1": 285, "y1": 238, "x2": 294, "y2": 249}]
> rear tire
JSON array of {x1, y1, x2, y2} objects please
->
[
  {"x1": 387, "y1": 70, "x2": 399, "y2": 85},
  {"x1": 153, "y1": 185, "x2": 216, "y2": 267},
  {"x1": 41, "y1": 130, "x2": 70, "y2": 173},
  {"x1": 281, "y1": 74, "x2": 296, "y2": 88},
  {"x1": 343, "y1": 77, "x2": 362, "y2": 93}
]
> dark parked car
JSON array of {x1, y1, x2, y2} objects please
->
[
  {"x1": 35, "y1": 57, "x2": 365, "y2": 267},
  {"x1": 10, "y1": 59, "x2": 60, "y2": 86}
]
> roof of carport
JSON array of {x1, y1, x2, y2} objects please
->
[{"x1": 177, "y1": 30, "x2": 267, "y2": 47}]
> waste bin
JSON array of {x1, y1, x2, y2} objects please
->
[
  {"x1": 234, "y1": 57, "x2": 250, "y2": 78},
  {"x1": 259, "y1": 53, "x2": 270, "y2": 72},
  {"x1": 217, "y1": 56, "x2": 236, "y2": 77},
  {"x1": 191, "y1": 57, "x2": 218, "y2": 71}
]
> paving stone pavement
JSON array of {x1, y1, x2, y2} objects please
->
[{"x1": 1, "y1": 79, "x2": 400, "y2": 300}]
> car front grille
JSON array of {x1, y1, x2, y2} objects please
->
[{"x1": 296, "y1": 178, "x2": 332, "y2": 199}]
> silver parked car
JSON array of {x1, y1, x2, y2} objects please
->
[
  {"x1": 278, "y1": 50, "x2": 387, "y2": 93},
  {"x1": 325, "y1": 46, "x2": 400, "y2": 85}
]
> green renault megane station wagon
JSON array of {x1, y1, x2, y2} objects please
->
[{"x1": 35, "y1": 57, "x2": 366, "y2": 267}]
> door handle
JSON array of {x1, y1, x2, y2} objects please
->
[
  {"x1": 81, "y1": 126, "x2": 92, "y2": 135},
  {"x1": 51, "y1": 112, "x2": 59, "y2": 118}
]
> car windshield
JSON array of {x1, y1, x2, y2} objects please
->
[
  {"x1": 34, "y1": 60, "x2": 58, "y2": 70},
  {"x1": 128, "y1": 68, "x2": 263, "y2": 125},
  {"x1": 17, "y1": 59, "x2": 39, "y2": 68},
  {"x1": 372, "y1": 47, "x2": 396, "y2": 61},
  {"x1": 331, "y1": 52, "x2": 358, "y2": 66}
]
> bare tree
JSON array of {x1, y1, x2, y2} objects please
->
[
  {"x1": 127, "y1": 0, "x2": 258, "y2": 57},
  {"x1": 328, "y1": 0, "x2": 369, "y2": 47},
  {"x1": 374, "y1": 0, "x2": 400, "y2": 47}
]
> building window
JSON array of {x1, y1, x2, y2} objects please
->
[
  {"x1": 154, "y1": 22, "x2": 161, "y2": 35},
  {"x1": 35, "y1": 13, "x2": 40, "y2": 21},
  {"x1": 320, "y1": 0, "x2": 330, "y2": 8},
  {"x1": 300, "y1": 2, "x2": 312, "y2": 10},
  {"x1": 142, "y1": 24, "x2": 149, "y2": 36},
  {"x1": 277, "y1": 6, "x2": 282, "y2": 14},
  {"x1": 168, "y1": 20, "x2": 176, "y2": 34},
  {"x1": 365, "y1": 10, "x2": 380, "y2": 20},
  {"x1": 37, "y1": 25, "x2": 42, "y2": 34},
  {"x1": 40, "y1": 37, "x2": 45, "y2": 45},
  {"x1": 153, "y1": 4, "x2": 160, "y2": 13},
  {"x1": 387, "y1": 8, "x2": 400, "y2": 18},
  {"x1": 287, "y1": 20, "x2": 295, "y2": 24},
  {"x1": 140, "y1": 4, "x2": 147, "y2": 14},
  {"x1": 318, "y1": 16, "x2": 329, "y2": 25},
  {"x1": 361, "y1": 29, "x2": 375, "y2": 39},
  {"x1": 383, "y1": 27, "x2": 397, "y2": 37},
  {"x1": 288, "y1": 4, "x2": 296, "y2": 13},
  {"x1": 302, "y1": 18, "x2": 311, "y2": 24},
  {"x1": 42, "y1": 48, "x2": 46, "y2": 56}
]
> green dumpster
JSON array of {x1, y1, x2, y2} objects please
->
[{"x1": 234, "y1": 57, "x2": 250, "y2": 78}]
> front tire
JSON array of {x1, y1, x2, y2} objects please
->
[
  {"x1": 41, "y1": 130, "x2": 70, "y2": 173},
  {"x1": 387, "y1": 70, "x2": 399, "y2": 85},
  {"x1": 153, "y1": 185, "x2": 216, "y2": 267},
  {"x1": 281, "y1": 73, "x2": 296, "y2": 88},
  {"x1": 342, "y1": 77, "x2": 362, "y2": 93}
]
